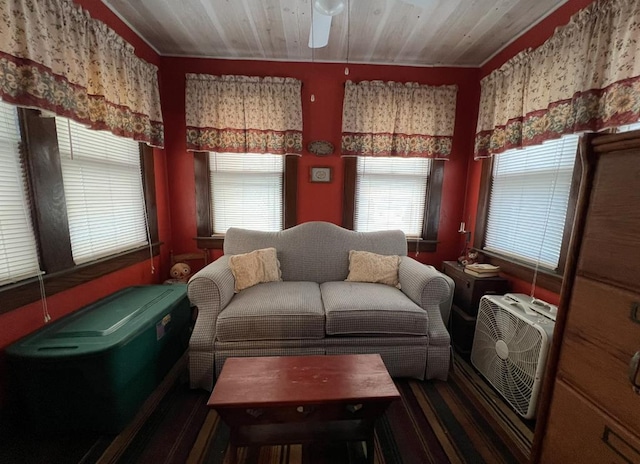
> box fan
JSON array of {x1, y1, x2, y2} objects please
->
[{"x1": 470, "y1": 293, "x2": 557, "y2": 419}]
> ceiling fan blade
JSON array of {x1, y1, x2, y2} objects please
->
[{"x1": 308, "y1": 12, "x2": 332, "y2": 49}]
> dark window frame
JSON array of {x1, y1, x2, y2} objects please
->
[
  {"x1": 472, "y1": 136, "x2": 588, "y2": 294},
  {"x1": 194, "y1": 151, "x2": 298, "y2": 249},
  {"x1": 342, "y1": 156, "x2": 445, "y2": 252},
  {"x1": 0, "y1": 109, "x2": 159, "y2": 315}
]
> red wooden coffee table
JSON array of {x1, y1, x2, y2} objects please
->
[{"x1": 207, "y1": 354, "x2": 400, "y2": 464}]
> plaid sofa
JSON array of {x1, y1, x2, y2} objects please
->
[{"x1": 187, "y1": 222, "x2": 454, "y2": 391}]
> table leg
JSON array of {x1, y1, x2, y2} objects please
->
[
  {"x1": 366, "y1": 428, "x2": 375, "y2": 464},
  {"x1": 227, "y1": 442, "x2": 238, "y2": 464}
]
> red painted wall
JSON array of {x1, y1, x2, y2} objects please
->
[
  {"x1": 464, "y1": 0, "x2": 597, "y2": 305},
  {"x1": 161, "y1": 58, "x2": 480, "y2": 268}
]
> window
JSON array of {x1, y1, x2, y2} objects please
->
[
  {"x1": 343, "y1": 157, "x2": 444, "y2": 251},
  {"x1": 616, "y1": 121, "x2": 640, "y2": 132},
  {"x1": 193, "y1": 152, "x2": 298, "y2": 248},
  {"x1": 0, "y1": 101, "x2": 41, "y2": 285},
  {"x1": 475, "y1": 134, "x2": 581, "y2": 291},
  {"x1": 56, "y1": 117, "x2": 148, "y2": 264},
  {"x1": 209, "y1": 152, "x2": 284, "y2": 233},
  {"x1": 0, "y1": 107, "x2": 158, "y2": 314},
  {"x1": 355, "y1": 156, "x2": 431, "y2": 236}
]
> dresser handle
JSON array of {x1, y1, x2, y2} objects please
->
[
  {"x1": 602, "y1": 425, "x2": 640, "y2": 463},
  {"x1": 631, "y1": 302, "x2": 640, "y2": 324},
  {"x1": 630, "y1": 351, "x2": 640, "y2": 393}
]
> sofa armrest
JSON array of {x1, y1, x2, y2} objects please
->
[
  {"x1": 399, "y1": 257, "x2": 452, "y2": 346},
  {"x1": 187, "y1": 255, "x2": 235, "y2": 352}
]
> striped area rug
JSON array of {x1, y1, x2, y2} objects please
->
[{"x1": 93, "y1": 355, "x2": 531, "y2": 464}]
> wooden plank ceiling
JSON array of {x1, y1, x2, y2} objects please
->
[{"x1": 102, "y1": 0, "x2": 567, "y2": 66}]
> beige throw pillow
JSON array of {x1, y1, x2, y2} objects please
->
[
  {"x1": 346, "y1": 250, "x2": 401, "y2": 288},
  {"x1": 228, "y1": 247, "x2": 282, "y2": 292}
]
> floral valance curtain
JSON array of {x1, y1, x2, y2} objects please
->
[
  {"x1": 0, "y1": 0, "x2": 164, "y2": 147},
  {"x1": 341, "y1": 80, "x2": 458, "y2": 159},
  {"x1": 185, "y1": 74, "x2": 303, "y2": 155},
  {"x1": 475, "y1": 0, "x2": 640, "y2": 158}
]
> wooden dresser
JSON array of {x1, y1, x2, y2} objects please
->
[
  {"x1": 534, "y1": 130, "x2": 640, "y2": 463},
  {"x1": 442, "y1": 261, "x2": 509, "y2": 356}
]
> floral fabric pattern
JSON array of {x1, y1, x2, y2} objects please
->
[
  {"x1": 0, "y1": 0, "x2": 164, "y2": 147},
  {"x1": 475, "y1": 0, "x2": 640, "y2": 159},
  {"x1": 341, "y1": 80, "x2": 457, "y2": 159},
  {"x1": 185, "y1": 74, "x2": 303, "y2": 154}
]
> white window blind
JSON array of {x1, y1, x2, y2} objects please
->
[
  {"x1": 617, "y1": 121, "x2": 640, "y2": 132},
  {"x1": 0, "y1": 101, "x2": 41, "y2": 285},
  {"x1": 484, "y1": 134, "x2": 579, "y2": 270},
  {"x1": 209, "y1": 152, "x2": 283, "y2": 233},
  {"x1": 56, "y1": 117, "x2": 147, "y2": 264},
  {"x1": 355, "y1": 156, "x2": 431, "y2": 236}
]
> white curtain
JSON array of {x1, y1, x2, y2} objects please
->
[
  {"x1": 185, "y1": 74, "x2": 303, "y2": 155},
  {"x1": 0, "y1": 0, "x2": 164, "y2": 147},
  {"x1": 475, "y1": 0, "x2": 640, "y2": 158},
  {"x1": 342, "y1": 80, "x2": 457, "y2": 158}
]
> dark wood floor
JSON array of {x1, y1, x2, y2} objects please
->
[
  {"x1": 0, "y1": 353, "x2": 534, "y2": 464},
  {"x1": 451, "y1": 353, "x2": 535, "y2": 463}
]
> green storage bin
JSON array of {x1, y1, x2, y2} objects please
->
[{"x1": 6, "y1": 285, "x2": 190, "y2": 433}]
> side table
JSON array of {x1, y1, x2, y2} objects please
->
[{"x1": 442, "y1": 261, "x2": 510, "y2": 357}]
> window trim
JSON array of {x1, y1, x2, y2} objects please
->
[
  {"x1": 342, "y1": 156, "x2": 444, "y2": 252},
  {"x1": 472, "y1": 135, "x2": 588, "y2": 294},
  {"x1": 0, "y1": 109, "x2": 159, "y2": 315},
  {"x1": 194, "y1": 151, "x2": 298, "y2": 249}
]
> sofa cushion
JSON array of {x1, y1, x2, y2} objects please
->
[
  {"x1": 216, "y1": 281, "x2": 325, "y2": 342},
  {"x1": 228, "y1": 247, "x2": 282, "y2": 292},
  {"x1": 321, "y1": 282, "x2": 428, "y2": 336},
  {"x1": 346, "y1": 250, "x2": 400, "y2": 288}
]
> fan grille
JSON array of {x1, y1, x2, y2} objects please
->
[{"x1": 471, "y1": 297, "x2": 549, "y2": 419}]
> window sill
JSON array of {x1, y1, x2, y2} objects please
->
[
  {"x1": 197, "y1": 236, "x2": 437, "y2": 253},
  {"x1": 196, "y1": 235, "x2": 225, "y2": 249},
  {"x1": 478, "y1": 250, "x2": 563, "y2": 294},
  {"x1": 407, "y1": 238, "x2": 437, "y2": 253},
  {"x1": 0, "y1": 243, "x2": 161, "y2": 315}
]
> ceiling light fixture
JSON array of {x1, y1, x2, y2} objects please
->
[
  {"x1": 313, "y1": 0, "x2": 345, "y2": 16},
  {"x1": 308, "y1": 0, "x2": 345, "y2": 49}
]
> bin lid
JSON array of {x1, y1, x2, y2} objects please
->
[{"x1": 6, "y1": 285, "x2": 188, "y2": 358}]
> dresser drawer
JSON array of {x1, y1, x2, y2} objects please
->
[
  {"x1": 578, "y1": 151, "x2": 640, "y2": 293},
  {"x1": 557, "y1": 276, "x2": 640, "y2": 433},
  {"x1": 541, "y1": 380, "x2": 640, "y2": 464}
]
